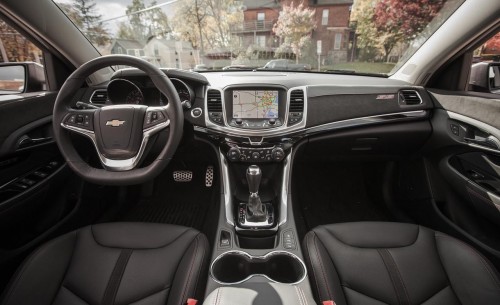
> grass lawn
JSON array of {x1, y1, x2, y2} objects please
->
[{"x1": 323, "y1": 62, "x2": 396, "y2": 74}]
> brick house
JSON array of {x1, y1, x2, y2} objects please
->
[
  {"x1": 232, "y1": 0, "x2": 281, "y2": 54},
  {"x1": 232, "y1": 0, "x2": 353, "y2": 64},
  {"x1": 309, "y1": 0, "x2": 353, "y2": 63}
]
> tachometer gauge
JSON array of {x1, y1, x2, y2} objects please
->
[
  {"x1": 125, "y1": 89, "x2": 144, "y2": 104},
  {"x1": 107, "y1": 78, "x2": 144, "y2": 105}
]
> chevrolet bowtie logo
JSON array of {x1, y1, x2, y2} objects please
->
[{"x1": 106, "y1": 119, "x2": 125, "y2": 127}]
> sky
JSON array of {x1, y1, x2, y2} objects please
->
[{"x1": 55, "y1": 0, "x2": 179, "y2": 34}]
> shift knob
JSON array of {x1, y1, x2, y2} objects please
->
[{"x1": 246, "y1": 165, "x2": 261, "y2": 195}]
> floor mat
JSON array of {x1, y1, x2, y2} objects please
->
[
  {"x1": 119, "y1": 163, "x2": 218, "y2": 231},
  {"x1": 295, "y1": 162, "x2": 393, "y2": 230}
]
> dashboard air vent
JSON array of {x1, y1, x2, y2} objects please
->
[
  {"x1": 90, "y1": 90, "x2": 108, "y2": 104},
  {"x1": 206, "y1": 89, "x2": 224, "y2": 125},
  {"x1": 288, "y1": 89, "x2": 304, "y2": 126},
  {"x1": 399, "y1": 90, "x2": 422, "y2": 105}
]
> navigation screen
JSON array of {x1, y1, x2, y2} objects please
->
[{"x1": 232, "y1": 90, "x2": 279, "y2": 119}]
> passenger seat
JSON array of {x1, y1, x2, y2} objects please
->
[{"x1": 303, "y1": 222, "x2": 500, "y2": 305}]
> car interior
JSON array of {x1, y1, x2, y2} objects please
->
[{"x1": 0, "y1": 0, "x2": 499, "y2": 304}]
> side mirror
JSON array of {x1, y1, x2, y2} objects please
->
[
  {"x1": 0, "y1": 62, "x2": 45, "y2": 94},
  {"x1": 469, "y1": 62, "x2": 500, "y2": 94}
]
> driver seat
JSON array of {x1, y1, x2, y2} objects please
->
[{"x1": 0, "y1": 222, "x2": 209, "y2": 305}]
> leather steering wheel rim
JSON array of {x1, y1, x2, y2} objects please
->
[{"x1": 52, "y1": 55, "x2": 183, "y2": 185}]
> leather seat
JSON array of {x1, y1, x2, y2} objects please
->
[
  {"x1": 0, "y1": 222, "x2": 209, "y2": 305},
  {"x1": 303, "y1": 222, "x2": 500, "y2": 305}
]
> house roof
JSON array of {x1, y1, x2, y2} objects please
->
[
  {"x1": 147, "y1": 38, "x2": 194, "y2": 50},
  {"x1": 242, "y1": 0, "x2": 280, "y2": 9},
  {"x1": 309, "y1": 0, "x2": 353, "y2": 5},
  {"x1": 112, "y1": 39, "x2": 144, "y2": 50}
]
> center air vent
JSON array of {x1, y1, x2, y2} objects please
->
[
  {"x1": 288, "y1": 89, "x2": 304, "y2": 126},
  {"x1": 207, "y1": 89, "x2": 224, "y2": 125},
  {"x1": 399, "y1": 90, "x2": 422, "y2": 105},
  {"x1": 90, "y1": 90, "x2": 108, "y2": 104}
]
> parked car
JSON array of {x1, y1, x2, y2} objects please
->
[
  {"x1": 263, "y1": 59, "x2": 312, "y2": 71},
  {"x1": 0, "y1": 1, "x2": 500, "y2": 305}
]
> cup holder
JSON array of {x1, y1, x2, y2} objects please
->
[{"x1": 210, "y1": 251, "x2": 307, "y2": 285}]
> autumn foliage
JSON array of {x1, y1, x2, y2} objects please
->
[
  {"x1": 369, "y1": 0, "x2": 446, "y2": 61},
  {"x1": 273, "y1": 2, "x2": 316, "y2": 63}
]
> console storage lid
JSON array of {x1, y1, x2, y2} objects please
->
[{"x1": 203, "y1": 282, "x2": 315, "y2": 305}]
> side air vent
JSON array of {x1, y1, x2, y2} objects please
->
[
  {"x1": 288, "y1": 89, "x2": 304, "y2": 126},
  {"x1": 399, "y1": 90, "x2": 422, "y2": 106},
  {"x1": 90, "y1": 90, "x2": 108, "y2": 104},
  {"x1": 207, "y1": 89, "x2": 224, "y2": 125}
]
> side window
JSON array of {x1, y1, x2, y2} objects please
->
[
  {"x1": 0, "y1": 19, "x2": 46, "y2": 94},
  {"x1": 469, "y1": 30, "x2": 500, "y2": 94}
]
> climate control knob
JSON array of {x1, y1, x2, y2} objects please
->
[
  {"x1": 271, "y1": 147, "x2": 285, "y2": 161},
  {"x1": 227, "y1": 147, "x2": 241, "y2": 161},
  {"x1": 251, "y1": 152, "x2": 261, "y2": 161}
]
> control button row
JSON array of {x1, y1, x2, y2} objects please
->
[
  {"x1": 288, "y1": 112, "x2": 303, "y2": 126},
  {"x1": 283, "y1": 230, "x2": 296, "y2": 249},
  {"x1": 65, "y1": 113, "x2": 93, "y2": 130},
  {"x1": 227, "y1": 147, "x2": 285, "y2": 162},
  {"x1": 144, "y1": 110, "x2": 167, "y2": 128},
  {"x1": 209, "y1": 112, "x2": 224, "y2": 125}
]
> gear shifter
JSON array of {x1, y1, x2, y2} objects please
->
[{"x1": 246, "y1": 165, "x2": 266, "y2": 222}]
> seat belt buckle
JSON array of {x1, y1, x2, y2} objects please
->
[
  {"x1": 323, "y1": 301, "x2": 336, "y2": 305},
  {"x1": 187, "y1": 298, "x2": 198, "y2": 305}
]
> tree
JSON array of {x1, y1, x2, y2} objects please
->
[
  {"x1": 173, "y1": 0, "x2": 207, "y2": 53},
  {"x1": 71, "y1": 0, "x2": 110, "y2": 46},
  {"x1": 351, "y1": 0, "x2": 380, "y2": 61},
  {"x1": 0, "y1": 20, "x2": 42, "y2": 63},
  {"x1": 171, "y1": 0, "x2": 242, "y2": 54},
  {"x1": 122, "y1": 0, "x2": 170, "y2": 41},
  {"x1": 482, "y1": 32, "x2": 500, "y2": 55},
  {"x1": 116, "y1": 22, "x2": 135, "y2": 40},
  {"x1": 373, "y1": 0, "x2": 445, "y2": 61},
  {"x1": 273, "y1": 2, "x2": 316, "y2": 63}
]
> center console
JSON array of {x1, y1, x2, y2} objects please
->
[{"x1": 195, "y1": 84, "x2": 314, "y2": 304}]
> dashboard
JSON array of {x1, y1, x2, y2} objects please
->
[{"x1": 84, "y1": 68, "x2": 434, "y2": 161}]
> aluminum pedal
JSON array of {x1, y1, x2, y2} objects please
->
[
  {"x1": 205, "y1": 166, "x2": 214, "y2": 187},
  {"x1": 173, "y1": 170, "x2": 193, "y2": 182}
]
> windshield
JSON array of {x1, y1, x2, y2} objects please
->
[{"x1": 54, "y1": 0, "x2": 465, "y2": 75}]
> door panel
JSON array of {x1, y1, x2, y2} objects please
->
[{"x1": 425, "y1": 90, "x2": 500, "y2": 267}]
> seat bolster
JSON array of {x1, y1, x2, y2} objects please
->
[
  {"x1": 318, "y1": 222, "x2": 420, "y2": 248},
  {"x1": 0, "y1": 231, "x2": 78, "y2": 305},
  {"x1": 435, "y1": 233, "x2": 500, "y2": 304},
  {"x1": 91, "y1": 222, "x2": 193, "y2": 249},
  {"x1": 167, "y1": 233, "x2": 209, "y2": 305},
  {"x1": 303, "y1": 231, "x2": 347, "y2": 305}
]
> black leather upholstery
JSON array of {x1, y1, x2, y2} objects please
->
[
  {"x1": 1, "y1": 222, "x2": 209, "y2": 305},
  {"x1": 304, "y1": 222, "x2": 500, "y2": 305}
]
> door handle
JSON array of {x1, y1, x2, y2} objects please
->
[
  {"x1": 17, "y1": 135, "x2": 53, "y2": 148},
  {"x1": 465, "y1": 135, "x2": 500, "y2": 150}
]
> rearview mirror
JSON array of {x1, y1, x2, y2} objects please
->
[
  {"x1": 469, "y1": 62, "x2": 500, "y2": 94},
  {"x1": 0, "y1": 62, "x2": 45, "y2": 94}
]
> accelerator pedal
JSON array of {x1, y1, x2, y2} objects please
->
[{"x1": 205, "y1": 166, "x2": 214, "y2": 187}]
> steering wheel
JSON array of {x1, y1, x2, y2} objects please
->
[{"x1": 52, "y1": 55, "x2": 183, "y2": 185}]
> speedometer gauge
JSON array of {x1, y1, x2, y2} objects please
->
[
  {"x1": 171, "y1": 78, "x2": 195, "y2": 104},
  {"x1": 125, "y1": 90, "x2": 144, "y2": 104},
  {"x1": 177, "y1": 88, "x2": 191, "y2": 102}
]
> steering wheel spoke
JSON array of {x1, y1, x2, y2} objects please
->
[
  {"x1": 61, "y1": 109, "x2": 97, "y2": 135},
  {"x1": 143, "y1": 106, "x2": 170, "y2": 132}
]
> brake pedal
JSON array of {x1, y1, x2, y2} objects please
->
[
  {"x1": 173, "y1": 171, "x2": 193, "y2": 182},
  {"x1": 205, "y1": 166, "x2": 214, "y2": 187}
]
